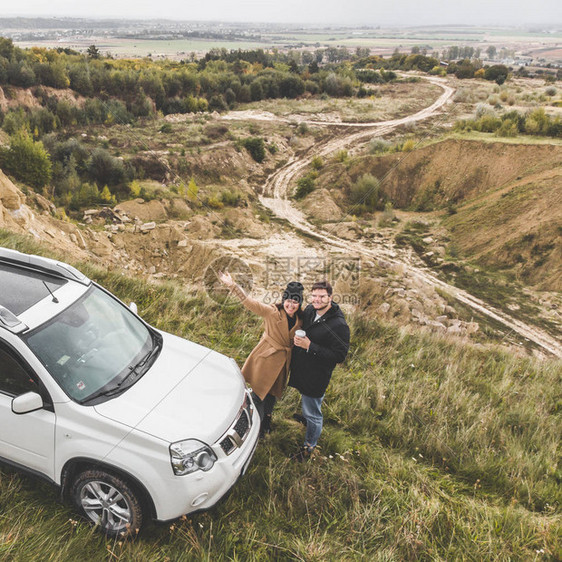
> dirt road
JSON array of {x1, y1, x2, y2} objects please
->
[{"x1": 253, "y1": 77, "x2": 562, "y2": 358}]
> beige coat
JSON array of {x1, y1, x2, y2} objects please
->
[{"x1": 235, "y1": 289, "x2": 302, "y2": 400}]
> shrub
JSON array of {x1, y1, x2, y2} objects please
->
[
  {"x1": 401, "y1": 139, "x2": 416, "y2": 152},
  {"x1": 242, "y1": 137, "x2": 266, "y2": 163},
  {"x1": 335, "y1": 149, "x2": 349, "y2": 163},
  {"x1": 0, "y1": 129, "x2": 52, "y2": 189},
  {"x1": 495, "y1": 119, "x2": 518, "y2": 137},
  {"x1": 69, "y1": 182, "x2": 100, "y2": 210},
  {"x1": 349, "y1": 173, "x2": 383, "y2": 213},
  {"x1": 128, "y1": 180, "x2": 141, "y2": 197},
  {"x1": 453, "y1": 89, "x2": 471, "y2": 103},
  {"x1": 220, "y1": 189, "x2": 244, "y2": 207},
  {"x1": 205, "y1": 195, "x2": 223, "y2": 209},
  {"x1": 310, "y1": 156, "x2": 324, "y2": 170},
  {"x1": 87, "y1": 148, "x2": 126, "y2": 187},
  {"x1": 369, "y1": 139, "x2": 392, "y2": 154},
  {"x1": 204, "y1": 123, "x2": 229, "y2": 140},
  {"x1": 378, "y1": 201, "x2": 395, "y2": 227},
  {"x1": 294, "y1": 172, "x2": 316, "y2": 199}
]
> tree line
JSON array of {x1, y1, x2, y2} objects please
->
[{"x1": 0, "y1": 36, "x2": 558, "y2": 210}]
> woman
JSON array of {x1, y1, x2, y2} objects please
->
[{"x1": 218, "y1": 271, "x2": 303, "y2": 435}]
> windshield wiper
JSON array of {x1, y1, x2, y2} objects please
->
[
  {"x1": 117, "y1": 334, "x2": 162, "y2": 389},
  {"x1": 81, "y1": 383, "x2": 127, "y2": 404},
  {"x1": 82, "y1": 333, "x2": 162, "y2": 404}
]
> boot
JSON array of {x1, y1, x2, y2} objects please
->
[
  {"x1": 259, "y1": 414, "x2": 272, "y2": 438},
  {"x1": 292, "y1": 445, "x2": 313, "y2": 462}
]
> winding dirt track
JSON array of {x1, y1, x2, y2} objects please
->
[{"x1": 253, "y1": 77, "x2": 561, "y2": 358}]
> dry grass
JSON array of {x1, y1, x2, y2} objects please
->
[{"x1": 0, "y1": 232, "x2": 560, "y2": 560}]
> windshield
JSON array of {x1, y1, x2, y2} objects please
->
[{"x1": 24, "y1": 285, "x2": 156, "y2": 403}]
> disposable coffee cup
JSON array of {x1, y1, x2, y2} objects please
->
[{"x1": 295, "y1": 330, "x2": 306, "y2": 338}]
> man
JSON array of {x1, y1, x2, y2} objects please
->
[{"x1": 289, "y1": 280, "x2": 350, "y2": 461}]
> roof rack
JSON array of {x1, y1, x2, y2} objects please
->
[{"x1": 0, "y1": 247, "x2": 90, "y2": 286}]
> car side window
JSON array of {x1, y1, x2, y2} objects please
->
[{"x1": 0, "y1": 346, "x2": 39, "y2": 397}]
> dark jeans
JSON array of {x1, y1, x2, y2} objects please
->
[{"x1": 251, "y1": 392, "x2": 277, "y2": 421}]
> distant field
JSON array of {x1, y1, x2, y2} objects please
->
[
  {"x1": 14, "y1": 37, "x2": 272, "y2": 58},
  {"x1": 11, "y1": 24, "x2": 562, "y2": 60}
]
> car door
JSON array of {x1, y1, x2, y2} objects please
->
[{"x1": 0, "y1": 342, "x2": 56, "y2": 480}]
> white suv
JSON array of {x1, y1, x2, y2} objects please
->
[{"x1": 0, "y1": 247, "x2": 259, "y2": 536}]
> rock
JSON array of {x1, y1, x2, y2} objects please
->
[
  {"x1": 301, "y1": 189, "x2": 342, "y2": 221},
  {"x1": 34, "y1": 193, "x2": 56, "y2": 214},
  {"x1": 422, "y1": 236, "x2": 434, "y2": 244},
  {"x1": 466, "y1": 322, "x2": 479, "y2": 334},
  {"x1": 115, "y1": 199, "x2": 168, "y2": 222},
  {"x1": 436, "y1": 315, "x2": 448, "y2": 323},
  {"x1": 140, "y1": 222, "x2": 156, "y2": 232},
  {"x1": 177, "y1": 239, "x2": 189, "y2": 248},
  {"x1": 185, "y1": 215, "x2": 220, "y2": 239},
  {"x1": 0, "y1": 170, "x2": 23, "y2": 211},
  {"x1": 378, "y1": 302, "x2": 391, "y2": 314},
  {"x1": 223, "y1": 208, "x2": 263, "y2": 238},
  {"x1": 165, "y1": 198, "x2": 192, "y2": 220}
]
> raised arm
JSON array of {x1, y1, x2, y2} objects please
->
[{"x1": 217, "y1": 270, "x2": 274, "y2": 318}]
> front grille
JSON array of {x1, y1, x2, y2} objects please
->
[
  {"x1": 220, "y1": 437, "x2": 234, "y2": 454},
  {"x1": 218, "y1": 399, "x2": 253, "y2": 455},
  {"x1": 233, "y1": 410, "x2": 250, "y2": 438}
]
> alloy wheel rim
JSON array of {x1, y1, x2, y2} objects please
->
[{"x1": 80, "y1": 480, "x2": 132, "y2": 532}]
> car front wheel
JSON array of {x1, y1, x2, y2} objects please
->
[{"x1": 71, "y1": 469, "x2": 143, "y2": 537}]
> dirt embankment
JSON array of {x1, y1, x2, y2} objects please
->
[
  {"x1": 344, "y1": 139, "x2": 562, "y2": 208},
  {"x1": 307, "y1": 139, "x2": 562, "y2": 291}
]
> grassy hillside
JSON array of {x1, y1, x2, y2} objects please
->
[{"x1": 0, "y1": 231, "x2": 560, "y2": 560}]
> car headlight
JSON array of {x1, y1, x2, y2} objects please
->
[{"x1": 170, "y1": 439, "x2": 217, "y2": 476}]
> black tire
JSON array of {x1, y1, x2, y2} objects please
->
[{"x1": 70, "y1": 469, "x2": 144, "y2": 537}]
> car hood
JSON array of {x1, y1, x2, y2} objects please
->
[{"x1": 94, "y1": 331, "x2": 246, "y2": 444}]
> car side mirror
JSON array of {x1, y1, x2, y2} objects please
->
[
  {"x1": 129, "y1": 302, "x2": 138, "y2": 315},
  {"x1": 12, "y1": 392, "x2": 44, "y2": 414}
]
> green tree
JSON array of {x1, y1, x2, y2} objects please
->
[
  {"x1": 187, "y1": 178, "x2": 199, "y2": 201},
  {"x1": 87, "y1": 45, "x2": 101, "y2": 59},
  {"x1": 0, "y1": 129, "x2": 52, "y2": 189},
  {"x1": 486, "y1": 46, "x2": 497, "y2": 60},
  {"x1": 484, "y1": 64, "x2": 509, "y2": 85},
  {"x1": 100, "y1": 185, "x2": 116, "y2": 205},
  {"x1": 87, "y1": 148, "x2": 126, "y2": 187}
]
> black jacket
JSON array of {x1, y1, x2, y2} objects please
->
[{"x1": 289, "y1": 302, "x2": 350, "y2": 398}]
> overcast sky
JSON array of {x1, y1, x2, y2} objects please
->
[{"x1": 4, "y1": 0, "x2": 561, "y2": 26}]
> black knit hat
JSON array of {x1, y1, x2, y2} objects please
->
[{"x1": 282, "y1": 281, "x2": 304, "y2": 304}]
